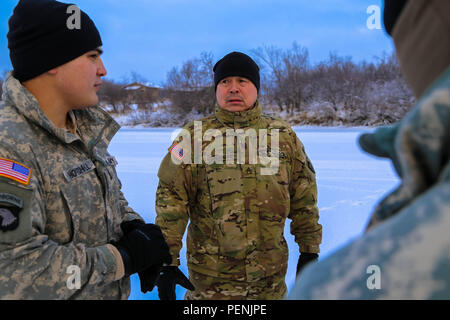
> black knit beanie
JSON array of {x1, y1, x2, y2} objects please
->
[
  {"x1": 383, "y1": 0, "x2": 409, "y2": 35},
  {"x1": 213, "y1": 52, "x2": 260, "y2": 92},
  {"x1": 7, "y1": 0, "x2": 103, "y2": 82}
]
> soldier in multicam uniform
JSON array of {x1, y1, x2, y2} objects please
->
[
  {"x1": 155, "y1": 51, "x2": 322, "y2": 300},
  {"x1": 288, "y1": 0, "x2": 450, "y2": 299},
  {"x1": 0, "y1": 0, "x2": 171, "y2": 299}
]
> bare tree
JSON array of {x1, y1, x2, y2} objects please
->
[
  {"x1": 95, "y1": 44, "x2": 413, "y2": 127},
  {"x1": 97, "y1": 79, "x2": 127, "y2": 113},
  {"x1": 253, "y1": 42, "x2": 310, "y2": 115},
  {"x1": 165, "y1": 52, "x2": 216, "y2": 115},
  {"x1": 129, "y1": 71, "x2": 147, "y2": 84},
  {"x1": 315, "y1": 53, "x2": 367, "y2": 110}
]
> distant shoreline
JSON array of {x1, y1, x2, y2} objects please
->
[{"x1": 117, "y1": 125, "x2": 378, "y2": 132}]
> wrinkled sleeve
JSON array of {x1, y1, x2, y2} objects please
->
[
  {"x1": 155, "y1": 151, "x2": 195, "y2": 267},
  {"x1": 0, "y1": 145, "x2": 122, "y2": 299},
  {"x1": 288, "y1": 133, "x2": 322, "y2": 254}
]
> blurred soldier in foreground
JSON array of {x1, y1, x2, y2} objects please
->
[
  {"x1": 288, "y1": 0, "x2": 450, "y2": 299},
  {"x1": 0, "y1": 0, "x2": 171, "y2": 299},
  {"x1": 155, "y1": 51, "x2": 322, "y2": 300}
]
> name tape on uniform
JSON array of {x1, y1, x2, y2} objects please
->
[
  {"x1": 64, "y1": 159, "x2": 96, "y2": 182},
  {"x1": 103, "y1": 156, "x2": 118, "y2": 167}
]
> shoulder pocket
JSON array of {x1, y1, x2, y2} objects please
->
[{"x1": 158, "y1": 152, "x2": 182, "y2": 186}]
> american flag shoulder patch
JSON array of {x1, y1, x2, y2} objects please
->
[
  {"x1": 0, "y1": 158, "x2": 31, "y2": 185},
  {"x1": 169, "y1": 142, "x2": 185, "y2": 161}
]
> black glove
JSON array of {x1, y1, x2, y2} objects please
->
[
  {"x1": 120, "y1": 220, "x2": 172, "y2": 292},
  {"x1": 156, "y1": 266, "x2": 195, "y2": 300},
  {"x1": 112, "y1": 220, "x2": 172, "y2": 277},
  {"x1": 138, "y1": 265, "x2": 161, "y2": 293},
  {"x1": 296, "y1": 253, "x2": 319, "y2": 276}
]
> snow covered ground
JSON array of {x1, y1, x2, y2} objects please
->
[{"x1": 108, "y1": 126, "x2": 400, "y2": 300}]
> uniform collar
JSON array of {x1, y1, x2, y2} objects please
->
[
  {"x1": 215, "y1": 100, "x2": 262, "y2": 129},
  {"x1": 2, "y1": 72, "x2": 120, "y2": 149}
]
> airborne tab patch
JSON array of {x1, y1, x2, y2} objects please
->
[
  {"x1": 0, "y1": 193, "x2": 24, "y2": 209},
  {"x1": 0, "y1": 158, "x2": 31, "y2": 185}
]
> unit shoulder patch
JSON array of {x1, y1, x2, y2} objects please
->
[
  {"x1": 0, "y1": 192, "x2": 24, "y2": 233},
  {"x1": 0, "y1": 207, "x2": 20, "y2": 231}
]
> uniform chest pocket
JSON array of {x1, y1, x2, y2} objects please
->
[
  {"x1": 56, "y1": 189, "x2": 75, "y2": 244},
  {"x1": 205, "y1": 164, "x2": 247, "y2": 257},
  {"x1": 43, "y1": 187, "x2": 76, "y2": 245},
  {"x1": 54, "y1": 179, "x2": 108, "y2": 246},
  {"x1": 256, "y1": 152, "x2": 291, "y2": 222},
  {"x1": 205, "y1": 163, "x2": 243, "y2": 219}
]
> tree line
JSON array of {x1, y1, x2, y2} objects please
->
[
  {"x1": 0, "y1": 43, "x2": 415, "y2": 126},
  {"x1": 159, "y1": 43, "x2": 414, "y2": 126}
]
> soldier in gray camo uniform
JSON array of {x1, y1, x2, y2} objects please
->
[
  {"x1": 288, "y1": 0, "x2": 450, "y2": 299},
  {"x1": 154, "y1": 52, "x2": 322, "y2": 300},
  {"x1": 0, "y1": 0, "x2": 171, "y2": 299}
]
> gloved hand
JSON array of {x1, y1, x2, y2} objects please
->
[
  {"x1": 120, "y1": 220, "x2": 172, "y2": 292},
  {"x1": 296, "y1": 252, "x2": 319, "y2": 276},
  {"x1": 112, "y1": 220, "x2": 172, "y2": 277},
  {"x1": 138, "y1": 265, "x2": 161, "y2": 293},
  {"x1": 156, "y1": 266, "x2": 195, "y2": 300}
]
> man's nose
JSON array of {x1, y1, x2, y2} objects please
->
[
  {"x1": 97, "y1": 58, "x2": 107, "y2": 77},
  {"x1": 229, "y1": 80, "x2": 240, "y2": 93}
]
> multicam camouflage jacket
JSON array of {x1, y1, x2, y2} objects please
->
[
  {"x1": 288, "y1": 67, "x2": 450, "y2": 299},
  {"x1": 0, "y1": 72, "x2": 142, "y2": 299},
  {"x1": 155, "y1": 101, "x2": 322, "y2": 282}
]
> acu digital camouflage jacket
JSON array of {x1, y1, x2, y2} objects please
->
[{"x1": 0, "y1": 72, "x2": 142, "y2": 299}]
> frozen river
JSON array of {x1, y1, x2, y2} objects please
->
[{"x1": 108, "y1": 126, "x2": 399, "y2": 300}]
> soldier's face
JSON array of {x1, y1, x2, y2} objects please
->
[
  {"x1": 52, "y1": 48, "x2": 107, "y2": 110},
  {"x1": 216, "y1": 76, "x2": 258, "y2": 112}
]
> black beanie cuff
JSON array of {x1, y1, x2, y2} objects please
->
[{"x1": 13, "y1": 31, "x2": 102, "y2": 82}]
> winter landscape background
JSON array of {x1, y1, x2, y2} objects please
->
[
  {"x1": 0, "y1": 40, "x2": 410, "y2": 301},
  {"x1": 93, "y1": 48, "x2": 415, "y2": 129},
  {"x1": 0, "y1": 0, "x2": 410, "y2": 301},
  {"x1": 109, "y1": 126, "x2": 399, "y2": 300}
]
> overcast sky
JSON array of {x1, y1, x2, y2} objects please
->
[{"x1": 0, "y1": 0, "x2": 394, "y2": 85}]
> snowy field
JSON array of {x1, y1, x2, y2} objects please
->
[{"x1": 108, "y1": 126, "x2": 400, "y2": 300}]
